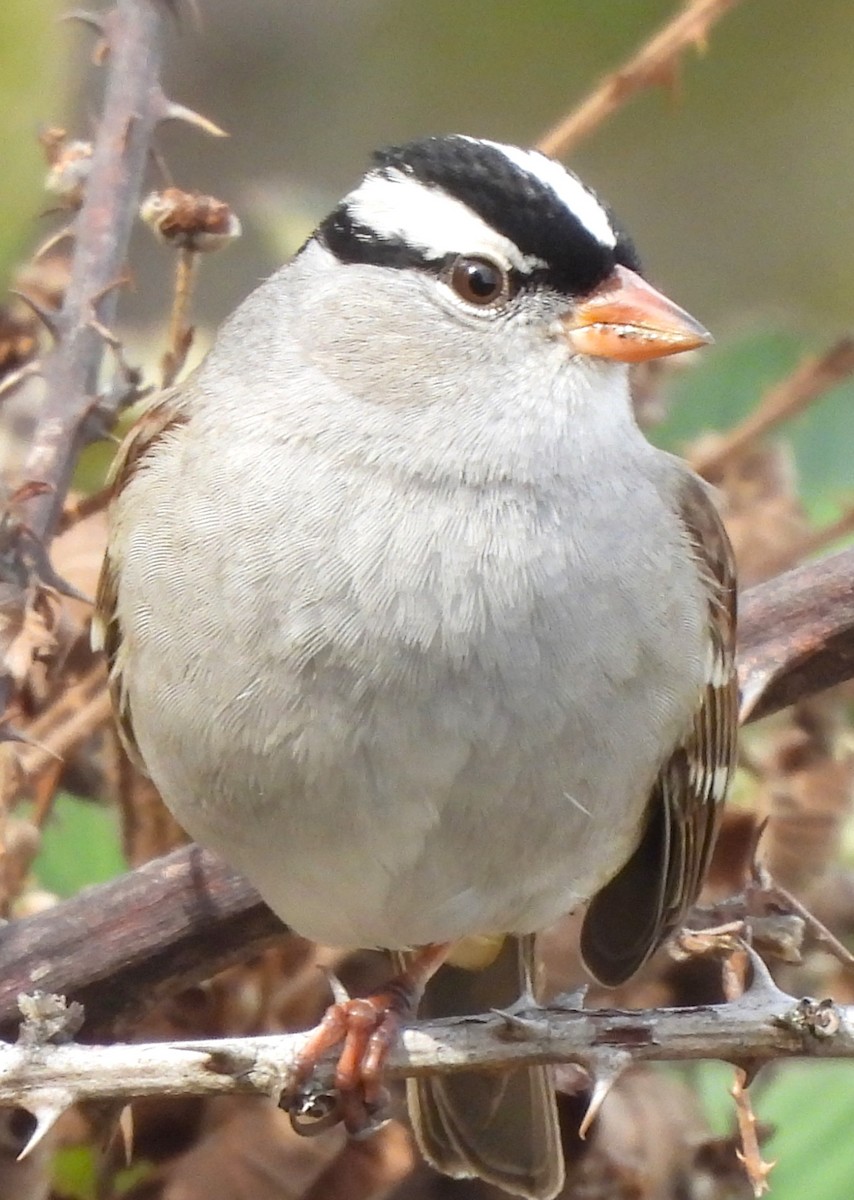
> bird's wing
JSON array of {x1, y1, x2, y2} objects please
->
[
  {"x1": 92, "y1": 392, "x2": 187, "y2": 767},
  {"x1": 580, "y1": 472, "x2": 738, "y2": 987}
]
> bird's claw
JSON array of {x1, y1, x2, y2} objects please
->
[{"x1": 286, "y1": 990, "x2": 406, "y2": 1140}]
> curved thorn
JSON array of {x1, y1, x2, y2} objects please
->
[
  {"x1": 155, "y1": 95, "x2": 228, "y2": 138},
  {"x1": 18, "y1": 1093, "x2": 74, "y2": 1160},
  {"x1": 578, "y1": 1049, "x2": 631, "y2": 1140},
  {"x1": 0, "y1": 361, "x2": 43, "y2": 402},
  {"x1": 490, "y1": 1006, "x2": 548, "y2": 1042},
  {"x1": 8, "y1": 292, "x2": 60, "y2": 341},
  {"x1": 58, "y1": 9, "x2": 106, "y2": 33},
  {"x1": 118, "y1": 1105, "x2": 134, "y2": 1164},
  {"x1": 742, "y1": 944, "x2": 791, "y2": 1004},
  {"x1": 33, "y1": 224, "x2": 77, "y2": 261}
]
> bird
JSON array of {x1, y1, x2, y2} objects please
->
[{"x1": 95, "y1": 134, "x2": 738, "y2": 1200}]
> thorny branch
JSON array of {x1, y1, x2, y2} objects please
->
[
  {"x1": 16, "y1": 0, "x2": 170, "y2": 545},
  {"x1": 1, "y1": 958, "x2": 851, "y2": 1157},
  {"x1": 536, "y1": 0, "x2": 745, "y2": 158}
]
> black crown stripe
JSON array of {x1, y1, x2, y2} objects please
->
[{"x1": 319, "y1": 136, "x2": 640, "y2": 297}]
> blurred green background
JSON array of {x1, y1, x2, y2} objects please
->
[{"x1": 3, "y1": 2, "x2": 854, "y2": 1197}]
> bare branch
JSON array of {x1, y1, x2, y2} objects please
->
[
  {"x1": 536, "y1": 0, "x2": 745, "y2": 159},
  {"x1": 0, "y1": 846, "x2": 284, "y2": 1039},
  {"x1": 738, "y1": 546, "x2": 854, "y2": 722},
  {"x1": 1, "y1": 969, "x2": 852, "y2": 1120}
]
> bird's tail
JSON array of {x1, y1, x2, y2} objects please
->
[{"x1": 401, "y1": 934, "x2": 564, "y2": 1200}]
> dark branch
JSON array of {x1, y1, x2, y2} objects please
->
[
  {"x1": 0, "y1": 845, "x2": 286, "y2": 1040},
  {"x1": 738, "y1": 545, "x2": 854, "y2": 723}
]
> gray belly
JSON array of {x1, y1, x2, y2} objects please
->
[
  {"x1": 120, "y1": 455, "x2": 707, "y2": 949},
  {"x1": 128, "y1": 576, "x2": 705, "y2": 949}
]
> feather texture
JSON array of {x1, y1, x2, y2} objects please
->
[{"x1": 580, "y1": 472, "x2": 737, "y2": 986}]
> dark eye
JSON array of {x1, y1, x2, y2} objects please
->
[{"x1": 449, "y1": 256, "x2": 508, "y2": 306}]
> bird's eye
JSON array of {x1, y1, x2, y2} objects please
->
[{"x1": 448, "y1": 256, "x2": 508, "y2": 306}]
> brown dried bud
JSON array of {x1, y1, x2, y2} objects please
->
[
  {"x1": 140, "y1": 188, "x2": 242, "y2": 252},
  {"x1": 39, "y1": 128, "x2": 93, "y2": 207}
]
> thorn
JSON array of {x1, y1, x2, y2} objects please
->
[
  {"x1": 0, "y1": 362, "x2": 42, "y2": 402},
  {"x1": 59, "y1": 9, "x2": 106, "y2": 34},
  {"x1": 741, "y1": 944, "x2": 791, "y2": 1005},
  {"x1": 89, "y1": 271, "x2": 133, "y2": 316},
  {"x1": 59, "y1": 8, "x2": 113, "y2": 63},
  {"x1": 497, "y1": 986, "x2": 539, "y2": 1018},
  {"x1": 18, "y1": 1092, "x2": 74, "y2": 1160},
  {"x1": 118, "y1": 1104, "x2": 134, "y2": 1164},
  {"x1": 87, "y1": 316, "x2": 123, "y2": 351},
  {"x1": 15, "y1": 524, "x2": 93, "y2": 604},
  {"x1": 491, "y1": 1006, "x2": 548, "y2": 1042},
  {"x1": 91, "y1": 1100, "x2": 134, "y2": 1159},
  {"x1": 578, "y1": 1049, "x2": 631, "y2": 1140},
  {"x1": 33, "y1": 223, "x2": 77, "y2": 261},
  {"x1": 154, "y1": 94, "x2": 228, "y2": 138},
  {"x1": 319, "y1": 965, "x2": 351, "y2": 1006},
  {"x1": 202, "y1": 1044, "x2": 258, "y2": 1079},
  {"x1": 552, "y1": 985, "x2": 589, "y2": 1011},
  {"x1": 8, "y1": 292, "x2": 60, "y2": 342},
  {"x1": 739, "y1": 672, "x2": 773, "y2": 724}
]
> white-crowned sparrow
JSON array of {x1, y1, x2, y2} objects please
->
[{"x1": 95, "y1": 135, "x2": 738, "y2": 1200}]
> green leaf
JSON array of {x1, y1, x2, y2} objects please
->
[
  {"x1": 32, "y1": 792, "x2": 126, "y2": 898},
  {"x1": 52, "y1": 1145, "x2": 97, "y2": 1200}
]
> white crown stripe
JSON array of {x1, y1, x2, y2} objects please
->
[
  {"x1": 462, "y1": 137, "x2": 617, "y2": 249},
  {"x1": 344, "y1": 170, "x2": 548, "y2": 273}
]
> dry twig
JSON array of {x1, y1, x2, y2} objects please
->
[
  {"x1": 692, "y1": 338, "x2": 854, "y2": 479},
  {"x1": 536, "y1": 0, "x2": 745, "y2": 158},
  {"x1": 795, "y1": 501, "x2": 854, "y2": 560},
  {"x1": 731, "y1": 1068, "x2": 775, "y2": 1196}
]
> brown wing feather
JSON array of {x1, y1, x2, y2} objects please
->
[
  {"x1": 92, "y1": 393, "x2": 187, "y2": 767},
  {"x1": 581, "y1": 473, "x2": 738, "y2": 987}
]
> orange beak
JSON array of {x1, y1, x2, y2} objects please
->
[{"x1": 563, "y1": 264, "x2": 713, "y2": 363}]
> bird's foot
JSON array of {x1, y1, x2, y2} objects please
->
[{"x1": 287, "y1": 942, "x2": 449, "y2": 1139}]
